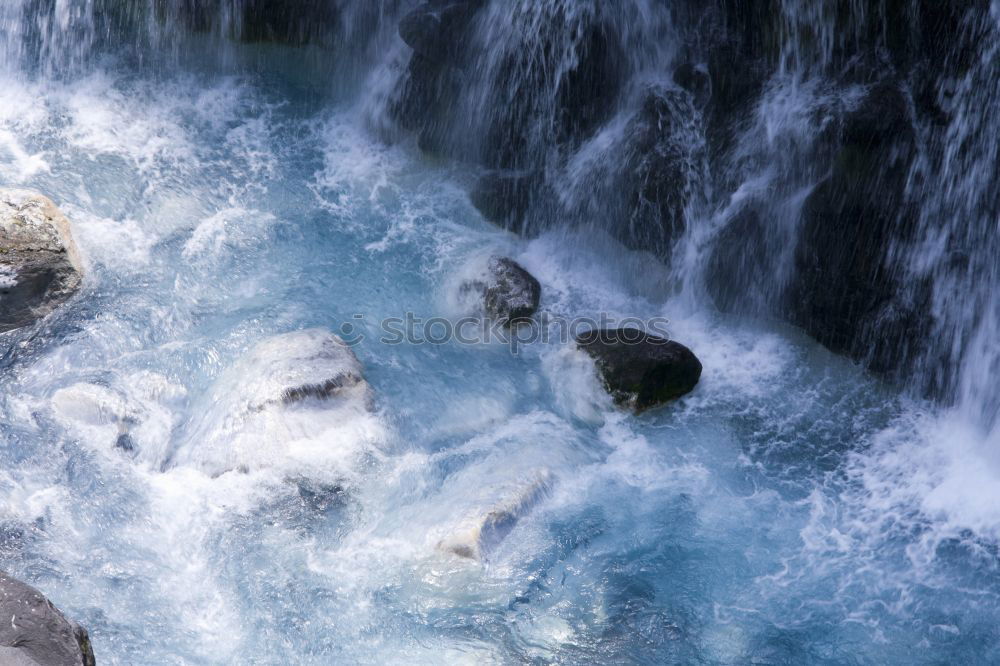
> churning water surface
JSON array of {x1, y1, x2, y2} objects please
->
[{"x1": 0, "y1": 28, "x2": 998, "y2": 666}]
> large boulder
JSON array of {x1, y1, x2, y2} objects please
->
[
  {"x1": 0, "y1": 189, "x2": 84, "y2": 333},
  {"x1": 0, "y1": 572, "x2": 95, "y2": 666},
  {"x1": 390, "y1": 0, "x2": 485, "y2": 157},
  {"x1": 483, "y1": 256, "x2": 541, "y2": 327},
  {"x1": 576, "y1": 329, "x2": 702, "y2": 411}
]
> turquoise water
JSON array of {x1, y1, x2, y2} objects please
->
[{"x1": 0, "y1": 54, "x2": 998, "y2": 665}]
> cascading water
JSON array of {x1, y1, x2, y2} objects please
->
[{"x1": 0, "y1": 0, "x2": 999, "y2": 663}]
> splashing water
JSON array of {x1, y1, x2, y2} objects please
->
[{"x1": 0, "y1": 1, "x2": 998, "y2": 664}]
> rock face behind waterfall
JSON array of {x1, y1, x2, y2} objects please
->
[
  {"x1": 377, "y1": 0, "x2": 999, "y2": 402},
  {"x1": 166, "y1": 0, "x2": 341, "y2": 45},
  {"x1": 790, "y1": 81, "x2": 927, "y2": 374},
  {"x1": 0, "y1": 189, "x2": 84, "y2": 333},
  {"x1": 576, "y1": 329, "x2": 702, "y2": 412},
  {"x1": 684, "y1": 1, "x2": 993, "y2": 394},
  {"x1": 0, "y1": 572, "x2": 95, "y2": 666},
  {"x1": 615, "y1": 86, "x2": 702, "y2": 257}
]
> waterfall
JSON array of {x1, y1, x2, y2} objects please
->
[
  {"x1": 383, "y1": 0, "x2": 1000, "y2": 432},
  {"x1": 905, "y1": 5, "x2": 1000, "y2": 435}
]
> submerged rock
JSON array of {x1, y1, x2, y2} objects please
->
[
  {"x1": 0, "y1": 189, "x2": 84, "y2": 333},
  {"x1": 576, "y1": 329, "x2": 702, "y2": 411},
  {"x1": 114, "y1": 430, "x2": 136, "y2": 453},
  {"x1": 171, "y1": 329, "x2": 376, "y2": 476},
  {"x1": 235, "y1": 329, "x2": 370, "y2": 412},
  {"x1": 483, "y1": 256, "x2": 541, "y2": 326},
  {"x1": 439, "y1": 470, "x2": 553, "y2": 562},
  {"x1": 51, "y1": 373, "x2": 186, "y2": 460},
  {"x1": 0, "y1": 572, "x2": 95, "y2": 666}
]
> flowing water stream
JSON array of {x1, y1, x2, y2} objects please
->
[{"x1": 0, "y1": 1, "x2": 998, "y2": 664}]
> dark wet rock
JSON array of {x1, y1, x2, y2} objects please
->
[
  {"x1": 706, "y1": 208, "x2": 775, "y2": 314},
  {"x1": 236, "y1": 0, "x2": 341, "y2": 45},
  {"x1": 390, "y1": 50, "x2": 469, "y2": 163},
  {"x1": 697, "y1": 0, "x2": 780, "y2": 160},
  {"x1": 114, "y1": 432, "x2": 135, "y2": 453},
  {"x1": 0, "y1": 572, "x2": 95, "y2": 666},
  {"x1": 160, "y1": 0, "x2": 216, "y2": 32},
  {"x1": 576, "y1": 329, "x2": 702, "y2": 411},
  {"x1": 0, "y1": 189, "x2": 84, "y2": 333},
  {"x1": 399, "y1": 0, "x2": 484, "y2": 64},
  {"x1": 469, "y1": 172, "x2": 540, "y2": 233},
  {"x1": 166, "y1": 0, "x2": 341, "y2": 46},
  {"x1": 476, "y1": 17, "x2": 625, "y2": 170},
  {"x1": 391, "y1": 1, "x2": 486, "y2": 159},
  {"x1": 392, "y1": 54, "x2": 459, "y2": 132},
  {"x1": 616, "y1": 87, "x2": 701, "y2": 258},
  {"x1": 841, "y1": 81, "x2": 911, "y2": 148},
  {"x1": 484, "y1": 257, "x2": 542, "y2": 325},
  {"x1": 554, "y1": 22, "x2": 625, "y2": 142},
  {"x1": 789, "y1": 80, "x2": 929, "y2": 375},
  {"x1": 484, "y1": 257, "x2": 541, "y2": 326},
  {"x1": 393, "y1": 1, "x2": 621, "y2": 172},
  {"x1": 398, "y1": 6, "x2": 440, "y2": 55},
  {"x1": 293, "y1": 478, "x2": 346, "y2": 514},
  {"x1": 880, "y1": 2, "x2": 984, "y2": 75},
  {"x1": 673, "y1": 62, "x2": 711, "y2": 108}
]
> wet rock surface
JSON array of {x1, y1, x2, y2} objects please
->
[
  {"x1": 790, "y1": 80, "x2": 928, "y2": 375},
  {"x1": 616, "y1": 86, "x2": 701, "y2": 258},
  {"x1": 576, "y1": 329, "x2": 702, "y2": 412},
  {"x1": 230, "y1": 329, "x2": 370, "y2": 414},
  {"x1": 469, "y1": 172, "x2": 540, "y2": 233},
  {"x1": 483, "y1": 257, "x2": 541, "y2": 326},
  {"x1": 0, "y1": 572, "x2": 95, "y2": 666},
  {"x1": 439, "y1": 470, "x2": 553, "y2": 562},
  {"x1": 169, "y1": 328, "x2": 375, "y2": 476},
  {"x1": 167, "y1": 0, "x2": 342, "y2": 45},
  {"x1": 0, "y1": 189, "x2": 84, "y2": 333}
]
